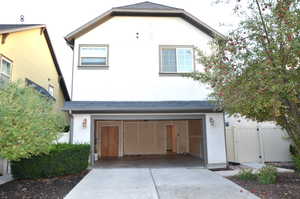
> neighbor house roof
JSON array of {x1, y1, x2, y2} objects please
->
[
  {"x1": 0, "y1": 24, "x2": 70, "y2": 101},
  {"x1": 62, "y1": 101, "x2": 221, "y2": 113},
  {"x1": 0, "y1": 24, "x2": 45, "y2": 34},
  {"x1": 65, "y1": 1, "x2": 224, "y2": 47}
]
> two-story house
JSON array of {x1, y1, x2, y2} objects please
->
[
  {"x1": 63, "y1": 2, "x2": 227, "y2": 168},
  {"x1": 0, "y1": 24, "x2": 70, "y2": 112}
]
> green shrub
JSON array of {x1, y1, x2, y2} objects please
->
[
  {"x1": 237, "y1": 168, "x2": 257, "y2": 181},
  {"x1": 292, "y1": 155, "x2": 300, "y2": 172},
  {"x1": 11, "y1": 144, "x2": 90, "y2": 179},
  {"x1": 290, "y1": 145, "x2": 298, "y2": 156},
  {"x1": 257, "y1": 166, "x2": 277, "y2": 184}
]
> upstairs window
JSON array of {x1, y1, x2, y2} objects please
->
[
  {"x1": 0, "y1": 56, "x2": 12, "y2": 86},
  {"x1": 79, "y1": 45, "x2": 108, "y2": 67},
  {"x1": 160, "y1": 46, "x2": 194, "y2": 73}
]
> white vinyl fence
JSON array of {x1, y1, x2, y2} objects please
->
[
  {"x1": 226, "y1": 126, "x2": 292, "y2": 163},
  {"x1": 57, "y1": 132, "x2": 70, "y2": 143}
]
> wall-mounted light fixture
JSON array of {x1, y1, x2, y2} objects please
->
[
  {"x1": 209, "y1": 117, "x2": 215, "y2": 127},
  {"x1": 82, "y1": 118, "x2": 87, "y2": 128}
]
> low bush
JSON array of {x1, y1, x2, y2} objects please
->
[
  {"x1": 257, "y1": 166, "x2": 277, "y2": 184},
  {"x1": 11, "y1": 144, "x2": 90, "y2": 179},
  {"x1": 290, "y1": 144, "x2": 298, "y2": 156},
  {"x1": 293, "y1": 155, "x2": 300, "y2": 172},
  {"x1": 237, "y1": 168, "x2": 257, "y2": 181}
]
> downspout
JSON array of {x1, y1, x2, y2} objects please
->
[
  {"x1": 223, "y1": 112, "x2": 229, "y2": 168},
  {"x1": 68, "y1": 110, "x2": 73, "y2": 144}
]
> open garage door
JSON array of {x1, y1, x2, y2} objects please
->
[{"x1": 94, "y1": 119, "x2": 205, "y2": 160}]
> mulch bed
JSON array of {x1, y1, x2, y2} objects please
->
[
  {"x1": 228, "y1": 172, "x2": 300, "y2": 199},
  {"x1": 0, "y1": 170, "x2": 89, "y2": 199}
]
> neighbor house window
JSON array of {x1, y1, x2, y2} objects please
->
[
  {"x1": 26, "y1": 79, "x2": 55, "y2": 100},
  {"x1": 160, "y1": 46, "x2": 194, "y2": 73},
  {"x1": 0, "y1": 56, "x2": 12, "y2": 86},
  {"x1": 79, "y1": 45, "x2": 108, "y2": 67},
  {"x1": 48, "y1": 85, "x2": 54, "y2": 97}
]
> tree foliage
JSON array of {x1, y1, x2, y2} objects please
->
[
  {"x1": 188, "y1": 0, "x2": 300, "y2": 152},
  {"x1": 0, "y1": 82, "x2": 66, "y2": 160}
]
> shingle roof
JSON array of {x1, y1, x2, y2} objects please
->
[
  {"x1": 63, "y1": 101, "x2": 221, "y2": 113},
  {"x1": 114, "y1": 1, "x2": 182, "y2": 10}
]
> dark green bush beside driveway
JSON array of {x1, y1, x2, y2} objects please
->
[{"x1": 11, "y1": 144, "x2": 90, "y2": 179}]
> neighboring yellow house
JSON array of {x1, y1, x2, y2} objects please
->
[{"x1": 0, "y1": 24, "x2": 70, "y2": 112}]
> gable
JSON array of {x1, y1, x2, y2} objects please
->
[{"x1": 65, "y1": 2, "x2": 224, "y2": 47}]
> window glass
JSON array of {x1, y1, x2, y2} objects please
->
[
  {"x1": 80, "y1": 46, "x2": 108, "y2": 66},
  {"x1": 81, "y1": 57, "x2": 106, "y2": 66},
  {"x1": 161, "y1": 49, "x2": 176, "y2": 72},
  {"x1": 177, "y1": 48, "x2": 193, "y2": 72},
  {"x1": 0, "y1": 58, "x2": 12, "y2": 86},
  {"x1": 81, "y1": 47, "x2": 107, "y2": 57},
  {"x1": 1, "y1": 59, "x2": 11, "y2": 76},
  {"x1": 160, "y1": 47, "x2": 193, "y2": 73}
]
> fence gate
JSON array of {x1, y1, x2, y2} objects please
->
[{"x1": 226, "y1": 126, "x2": 292, "y2": 163}]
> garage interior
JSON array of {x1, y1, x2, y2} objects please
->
[{"x1": 94, "y1": 119, "x2": 206, "y2": 167}]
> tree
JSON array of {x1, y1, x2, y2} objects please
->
[
  {"x1": 188, "y1": 0, "x2": 300, "y2": 152},
  {"x1": 0, "y1": 82, "x2": 66, "y2": 160}
]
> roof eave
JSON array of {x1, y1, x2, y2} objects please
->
[
  {"x1": 0, "y1": 25, "x2": 46, "y2": 35},
  {"x1": 62, "y1": 108, "x2": 222, "y2": 114}
]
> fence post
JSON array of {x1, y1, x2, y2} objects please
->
[
  {"x1": 232, "y1": 126, "x2": 239, "y2": 162},
  {"x1": 257, "y1": 127, "x2": 265, "y2": 163}
]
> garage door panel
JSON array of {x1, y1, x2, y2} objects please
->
[
  {"x1": 124, "y1": 121, "x2": 139, "y2": 154},
  {"x1": 156, "y1": 121, "x2": 167, "y2": 154},
  {"x1": 189, "y1": 137, "x2": 201, "y2": 155},
  {"x1": 139, "y1": 121, "x2": 156, "y2": 154},
  {"x1": 188, "y1": 120, "x2": 203, "y2": 157},
  {"x1": 175, "y1": 120, "x2": 188, "y2": 153}
]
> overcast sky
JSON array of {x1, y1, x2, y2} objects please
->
[{"x1": 0, "y1": 0, "x2": 239, "y2": 91}]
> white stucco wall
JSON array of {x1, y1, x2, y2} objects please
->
[
  {"x1": 72, "y1": 114, "x2": 91, "y2": 144},
  {"x1": 205, "y1": 113, "x2": 227, "y2": 165},
  {"x1": 72, "y1": 16, "x2": 212, "y2": 101}
]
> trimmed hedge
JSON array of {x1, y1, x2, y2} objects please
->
[{"x1": 11, "y1": 144, "x2": 90, "y2": 179}]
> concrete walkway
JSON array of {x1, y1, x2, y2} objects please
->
[{"x1": 65, "y1": 168, "x2": 258, "y2": 199}]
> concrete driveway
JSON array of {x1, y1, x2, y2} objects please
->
[{"x1": 65, "y1": 168, "x2": 259, "y2": 199}]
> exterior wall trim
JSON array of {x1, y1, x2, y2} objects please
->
[{"x1": 89, "y1": 113, "x2": 208, "y2": 166}]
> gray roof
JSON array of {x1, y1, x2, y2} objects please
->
[
  {"x1": 114, "y1": 1, "x2": 182, "y2": 10},
  {"x1": 0, "y1": 24, "x2": 45, "y2": 34},
  {"x1": 63, "y1": 101, "x2": 221, "y2": 113}
]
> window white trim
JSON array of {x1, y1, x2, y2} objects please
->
[
  {"x1": 0, "y1": 55, "x2": 13, "y2": 85},
  {"x1": 78, "y1": 44, "x2": 109, "y2": 67},
  {"x1": 159, "y1": 45, "x2": 195, "y2": 74}
]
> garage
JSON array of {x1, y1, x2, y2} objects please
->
[
  {"x1": 94, "y1": 119, "x2": 206, "y2": 162},
  {"x1": 64, "y1": 101, "x2": 227, "y2": 168}
]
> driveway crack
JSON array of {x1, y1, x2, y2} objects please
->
[{"x1": 149, "y1": 168, "x2": 161, "y2": 199}]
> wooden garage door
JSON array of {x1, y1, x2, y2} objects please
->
[
  {"x1": 101, "y1": 126, "x2": 119, "y2": 157},
  {"x1": 124, "y1": 121, "x2": 165, "y2": 155},
  {"x1": 189, "y1": 120, "x2": 203, "y2": 157}
]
